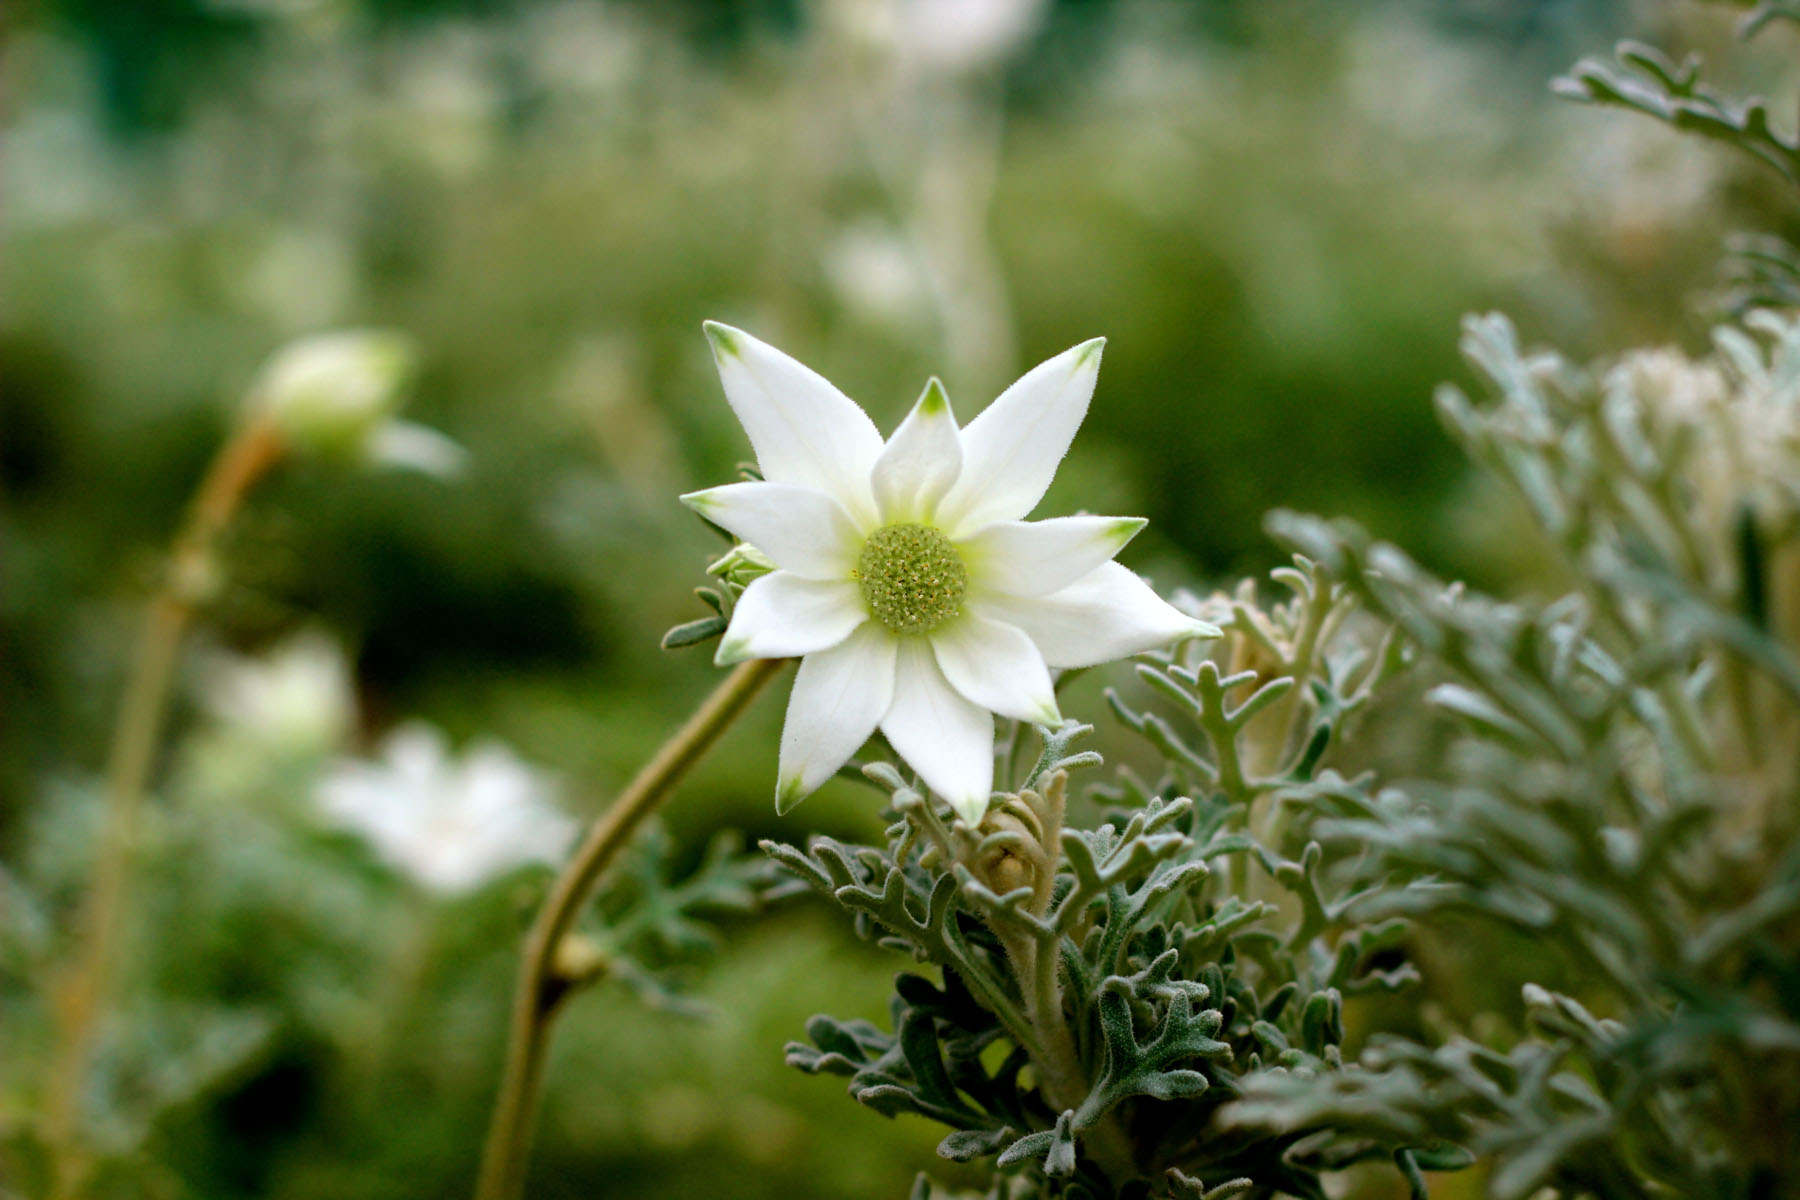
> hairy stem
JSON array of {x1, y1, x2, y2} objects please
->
[
  {"x1": 987, "y1": 773, "x2": 1134, "y2": 1182},
  {"x1": 1254, "y1": 575, "x2": 1334, "y2": 779},
  {"x1": 474, "y1": 656, "x2": 788, "y2": 1200},
  {"x1": 45, "y1": 416, "x2": 285, "y2": 1197}
]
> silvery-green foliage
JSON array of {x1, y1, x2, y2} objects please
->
[
  {"x1": 1695, "y1": 0, "x2": 1800, "y2": 39},
  {"x1": 1553, "y1": 0, "x2": 1800, "y2": 184},
  {"x1": 1555, "y1": 10, "x2": 1800, "y2": 320},
  {"x1": 1720, "y1": 233, "x2": 1800, "y2": 317},
  {"x1": 1554, "y1": 38, "x2": 1800, "y2": 182},
  {"x1": 1225, "y1": 307, "x2": 1800, "y2": 1198},
  {"x1": 575, "y1": 824, "x2": 771, "y2": 1017},
  {"x1": 765, "y1": 555, "x2": 1437, "y2": 1199}
]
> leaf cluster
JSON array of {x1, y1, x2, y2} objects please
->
[
  {"x1": 1225, "y1": 308, "x2": 1800, "y2": 1198},
  {"x1": 766, "y1": 557, "x2": 1423, "y2": 1199}
]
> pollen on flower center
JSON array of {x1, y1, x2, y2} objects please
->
[{"x1": 856, "y1": 523, "x2": 968, "y2": 635}]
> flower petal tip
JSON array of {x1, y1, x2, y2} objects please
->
[
  {"x1": 702, "y1": 320, "x2": 742, "y2": 359},
  {"x1": 1111, "y1": 516, "x2": 1148, "y2": 545},
  {"x1": 1074, "y1": 337, "x2": 1106, "y2": 369},
  {"x1": 1183, "y1": 619, "x2": 1224, "y2": 642},
  {"x1": 713, "y1": 636, "x2": 753, "y2": 666},
  {"x1": 775, "y1": 774, "x2": 809, "y2": 815},
  {"x1": 948, "y1": 794, "x2": 993, "y2": 825},
  {"x1": 919, "y1": 377, "x2": 950, "y2": 415}
]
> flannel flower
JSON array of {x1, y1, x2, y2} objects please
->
[
  {"x1": 683, "y1": 323, "x2": 1219, "y2": 823},
  {"x1": 317, "y1": 724, "x2": 576, "y2": 895}
]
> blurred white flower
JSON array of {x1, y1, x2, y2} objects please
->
[
  {"x1": 388, "y1": 24, "x2": 501, "y2": 178},
  {"x1": 195, "y1": 630, "x2": 355, "y2": 757},
  {"x1": 834, "y1": 0, "x2": 1047, "y2": 74},
  {"x1": 249, "y1": 329, "x2": 467, "y2": 476},
  {"x1": 318, "y1": 724, "x2": 576, "y2": 895},
  {"x1": 683, "y1": 323, "x2": 1218, "y2": 822},
  {"x1": 239, "y1": 228, "x2": 358, "y2": 333},
  {"x1": 897, "y1": 0, "x2": 1046, "y2": 72},
  {"x1": 823, "y1": 222, "x2": 932, "y2": 331},
  {"x1": 522, "y1": 2, "x2": 639, "y2": 98},
  {"x1": 4, "y1": 107, "x2": 125, "y2": 228}
]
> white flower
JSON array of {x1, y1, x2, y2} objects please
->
[
  {"x1": 683, "y1": 323, "x2": 1219, "y2": 823},
  {"x1": 317, "y1": 724, "x2": 576, "y2": 895},
  {"x1": 194, "y1": 629, "x2": 354, "y2": 756}
]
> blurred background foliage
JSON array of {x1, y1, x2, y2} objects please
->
[{"x1": 2, "y1": 0, "x2": 1794, "y2": 1196}]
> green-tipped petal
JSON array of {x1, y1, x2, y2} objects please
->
[
  {"x1": 702, "y1": 320, "x2": 740, "y2": 359},
  {"x1": 711, "y1": 572, "x2": 865, "y2": 665},
  {"x1": 699, "y1": 320, "x2": 882, "y2": 524},
  {"x1": 972, "y1": 563, "x2": 1217, "y2": 669},
  {"x1": 959, "y1": 515, "x2": 1146, "y2": 597},
  {"x1": 936, "y1": 338, "x2": 1105, "y2": 536},
  {"x1": 774, "y1": 624, "x2": 897, "y2": 809},
  {"x1": 681, "y1": 481, "x2": 861, "y2": 579},
  {"x1": 928, "y1": 612, "x2": 1061, "y2": 728},
  {"x1": 775, "y1": 773, "x2": 808, "y2": 815},
  {"x1": 879, "y1": 640, "x2": 994, "y2": 818},
  {"x1": 870, "y1": 376, "x2": 964, "y2": 525}
]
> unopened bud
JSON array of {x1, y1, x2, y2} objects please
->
[
  {"x1": 707, "y1": 543, "x2": 777, "y2": 594},
  {"x1": 552, "y1": 933, "x2": 611, "y2": 986},
  {"x1": 972, "y1": 807, "x2": 1044, "y2": 896},
  {"x1": 251, "y1": 330, "x2": 416, "y2": 458}
]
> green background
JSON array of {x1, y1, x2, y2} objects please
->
[{"x1": 1, "y1": 0, "x2": 1781, "y2": 1195}]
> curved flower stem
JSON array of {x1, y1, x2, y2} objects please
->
[
  {"x1": 45, "y1": 415, "x2": 285, "y2": 1197},
  {"x1": 474, "y1": 656, "x2": 789, "y2": 1200}
]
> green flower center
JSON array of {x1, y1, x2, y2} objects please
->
[{"x1": 856, "y1": 523, "x2": 968, "y2": 635}]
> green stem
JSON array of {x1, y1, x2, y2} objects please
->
[
  {"x1": 44, "y1": 416, "x2": 284, "y2": 1199},
  {"x1": 473, "y1": 657, "x2": 788, "y2": 1200},
  {"x1": 1018, "y1": 931, "x2": 1135, "y2": 1180},
  {"x1": 1254, "y1": 577, "x2": 1333, "y2": 781}
]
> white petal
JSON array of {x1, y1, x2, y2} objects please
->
[
  {"x1": 775, "y1": 624, "x2": 898, "y2": 812},
  {"x1": 715, "y1": 571, "x2": 868, "y2": 665},
  {"x1": 681, "y1": 481, "x2": 862, "y2": 579},
  {"x1": 880, "y1": 639, "x2": 995, "y2": 822},
  {"x1": 929, "y1": 613, "x2": 1060, "y2": 726},
  {"x1": 872, "y1": 378, "x2": 964, "y2": 524},
  {"x1": 366, "y1": 420, "x2": 468, "y2": 478},
  {"x1": 958, "y1": 515, "x2": 1146, "y2": 597},
  {"x1": 970, "y1": 562, "x2": 1220, "y2": 669},
  {"x1": 935, "y1": 338, "x2": 1105, "y2": 535},
  {"x1": 704, "y1": 322, "x2": 882, "y2": 525}
]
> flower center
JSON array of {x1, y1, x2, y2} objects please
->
[{"x1": 856, "y1": 523, "x2": 967, "y2": 635}]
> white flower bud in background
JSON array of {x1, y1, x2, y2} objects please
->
[
  {"x1": 823, "y1": 222, "x2": 932, "y2": 333},
  {"x1": 316, "y1": 723, "x2": 576, "y2": 896},
  {"x1": 249, "y1": 329, "x2": 467, "y2": 476},
  {"x1": 253, "y1": 329, "x2": 412, "y2": 451}
]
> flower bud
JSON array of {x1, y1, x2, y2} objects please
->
[
  {"x1": 251, "y1": 329, "x2": 416, "y2": 458},
  {"x1": 970, "y1": 801, "x2": 1048, "y2": 897},
  {"x1": 707, "y1": 542, "x2": 777, "y2": 594}
]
